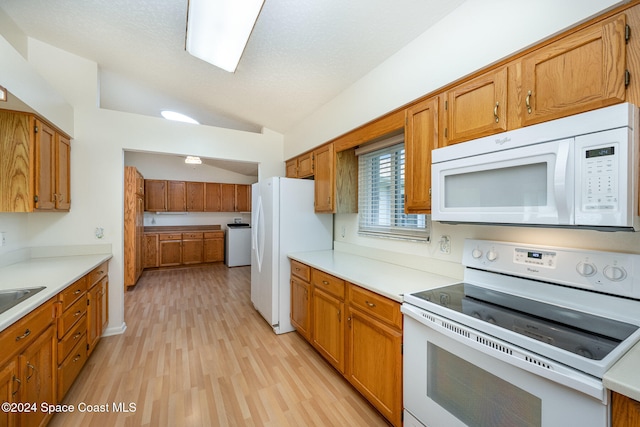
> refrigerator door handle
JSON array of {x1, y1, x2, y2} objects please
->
[{"x1": 253, "y1": 195, "x2": 265, "y2": 272}]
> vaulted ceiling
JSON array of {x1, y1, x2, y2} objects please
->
[{"x1": 0, "y1": 0, "x2": 465, "y2": 134}]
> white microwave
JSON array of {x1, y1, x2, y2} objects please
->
[{"x1": 431, "y1": 103, "x2": 640, "y2": 230}]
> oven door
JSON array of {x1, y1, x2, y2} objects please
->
[
  {"x1": 431, "y1": 138, "x2": 574, "y2": 226},
  {"x1": 403, "y1": 306, "x2": 609, "y2": 427}
]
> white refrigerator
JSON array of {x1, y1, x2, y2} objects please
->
[{"x1": 251, "y1": 177, "x2": 333, "y2": 334}]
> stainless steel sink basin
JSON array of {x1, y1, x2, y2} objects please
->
[{"x1": 0, "y1": 287, "x2": 46, "y2": 315}]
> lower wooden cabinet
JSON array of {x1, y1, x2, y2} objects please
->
[
  {"x1": 159, "y1": 233, "x2": 182, "y2": 267},
  {"x1": 182, "y1": 232, "x2": 204, "y2": 265},
  {"x1": 87, "y1": 275, "x2": 109, "y2": 356},
  {"x1": 203, "y1": 232, "x2": 224, "y2": 263},
  {"x1": 0, "y1": 360, "x2": 17, "y2": 427},
  {"x1": 291, "y1": 260, "x2": 403, "y2": 427},
  {"x1": 143, "y1": 233, "x2": 159, "y2": 268},
  {"x1": 145, "y1": 229, "x2": 225, "y2": 268},
  {"x1": 613, "y1": 392, "x2": 640, "y2": 427}
]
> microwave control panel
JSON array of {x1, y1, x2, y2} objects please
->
[{"x1": 581, "y1": 143, "x2": 619, "y2": 212}]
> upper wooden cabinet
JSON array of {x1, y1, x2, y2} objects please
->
[
  {"x1": 286, "y1": 151, "x2": 314, "y2": 178},
  {"x1": 235, "y1": 184, "x2": 251, "y2": 212},
  {"x1": 521, "y1": 14, "x2": 627, "y2": 126},
  {"x1": 144, "y1": 180, "x2": 167, "y2": 211},
  {"x1": 285, "y1": 158, "x2": 298, "y2": 178},
  {"x1": 220, "y1": 184, "x2": 236, "y2": 212},
  {"x1": 167, "y1": 180, "x2": 186, "y2": 212},
  {"x1": 186, "y1": 181, "x2": 205, "y2": 211},
  {"x1": 443, "y1": 67, "x2": 508, "y2": 146},
  {"x1": 144, "y1": 179, "x2": 251, "y2": 212},
  {"x1": 313, "y1": 143, "x2": 335, "y2": 213},
  {"x1": 405, "y1": 97, "x2": 439, "y2": 214},
  {"x1": 204, "y1": 182, "x2": 222, "y2": 212},
  {"x1": 0, "y1": 111, "x2": 72, "y2": 212}
]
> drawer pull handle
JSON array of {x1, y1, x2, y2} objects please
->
[
  {"x1": 74, "y1": 289, "x2": 82, "y2": 295},
  {"x1": 295, "y1": 267, "x2": 300, "y2": 271},
  {"x1": 365, "y1": 301, "x2": 377, "y2": 308},
  {"x1": 12, "y1": 377, "x2": 20, "y2": 396},
  {"x1": 526, "y1": 90, "x2": 532, "y2": 114},
  {"x1": 74, "y1": 310, "x2": 82, "y2": 317},
  {"x1": 322, "y1": 280, "x2": 329, "y2": 285},
  {"x1": 73, "y1": 332, "x2": 82, "y2": 340},
  {"x1": 73, "y1": 354, "x2": 82, "y2": 362},
  {"x1": 26, "y1": 363, "x2": 35, "y2": 381},
  {"x1": 16, "y1": 329, "x2": 31, "y2": 341},
  {"x1": 493, "y1": 101, "x2": 499, "y2": 123}
]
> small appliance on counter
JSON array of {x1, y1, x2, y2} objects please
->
[{"x1": 225, "y1": 221, "x2": 251, "y2": 267}]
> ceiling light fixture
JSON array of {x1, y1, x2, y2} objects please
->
[
  {"x1": 161, "y1": 110, "x2": 199, "y2": 124},
  {"x1": 0, "y1": 85, "x2": 7, "y2": 102},
  {"x1": 185, "y1": 0, "x2": 265, "y2": 73},
  {"x1": 185, "y1": 156, "x2": 202, "y2": 165}
]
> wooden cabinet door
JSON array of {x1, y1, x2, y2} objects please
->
[
  {"x1": 521, "y1": 14, "x2": 627, "y2": 126},
  {"x1": 405, "y1": 96, "x2": 439, "y2": 214},
  {"x1": 182, "y1": 238, "x2": 203, "y2": 264},
  {"x1": 444, "y1": 67, "x2": 507, "y2": 146},
  {"x1": 159, "y1": 239, "x2": 182, "y2": 266},
  {"x1": 55, "y1": 134, "x2": 71, "y2": 210},
  {"x1": 186, "y1": 181, "x2": 205, "y2": 211},
  {"x1": 145, "y1": 180, "x2": 167, "y2": 211},
  {"x1": 100, "y1": 278, "x2": 109, "y2": 336},
  {"x1": 235, "y1": 184, "x2": 251, "y2": 212},
  {"x1": 286, "y1": 158, "x2": 298, "y2": 178},
  {"x1": 87, "y1": 276, "x2": 108, "y2": 356},
  {"x1": 34, "y1": 120, "x2": 56, "y2": 210},
  {"x1": 143, "y1": 233, "x2": 159, "y2": 268},
  {"x1": 0, "y1": 112, "x2": 32, "y2": 212},
  {"x1": 167, "y1": 181, "x2": 186, "y2": 212},
  {"x1": 204, "y1": 183, "x2": 222, "y2": 212},
  {"x1": 346, "y1": 307, "x2": 402, "y2": 427},
  {"x1": 135, "y1": 195, "x2": 144, "y2": 279},
  {"x1": 0, "y1": 360, "x2": 17, "y2": 427},
  {"x1": 290, "y1": 277, "x2": 311, "y2": 341},
  {"x1": 19, "y1": 325, "x2": 56, "y2": 427},
  {"x1": 221, "y1": 184, "x2": 236, "y2": 212},
  {"x1": 613, "y1": 392, "x2": 640, "y2": 427},
  {"x1": 313, "y1": 143, "x2": 335, "y2": 213},
  {"x1": 297, "y1": 152, "x2": 314, "y2": 178},
  {"x1": 312, "y1": 287, "x2": 345, "y2": 373},
  {"x1": 203, "y1": 233, "x2": 224, "y2": 262}
]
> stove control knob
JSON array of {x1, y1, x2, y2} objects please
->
[
  {"x1": 603, "y1": 265, "x2": 627, "y2": 282},
  {"x1": 486, "y1": 250, "x2": 498, "y2": 262},
  {"x1": 576, "y1": 262, "x2": 597, "y2": 277},
  {"x1": 472, "y1": 248, "x2": 483, "y2": 259}
]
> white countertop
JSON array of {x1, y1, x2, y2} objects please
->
[
  {"x1": 604, "y1": 343, "x2": 640, "y2": 401},
  {"x1": 0, "y1": 252, "x2": 112, "y2": 332},
  {"x1": 288, "y1": 250, "x2": 459, "y2": 302}
]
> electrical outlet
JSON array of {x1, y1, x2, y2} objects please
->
[{"x1": 439, "y1": 235, "x2": 451, "y2": 254}]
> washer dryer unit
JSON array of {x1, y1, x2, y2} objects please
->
[{"x1": 225, "y1": 223, "x2": 251, "y2": 267}]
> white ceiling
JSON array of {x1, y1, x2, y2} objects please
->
[{"x1": 0, "y1": 0, "x2": 465, "y2": 134}]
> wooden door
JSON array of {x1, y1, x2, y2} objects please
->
[
  {"x1": 0, "y1": 360, "x2": 17, "y2": 427},
  {"x1": 0, "y1": 112, "x2": 32, "y2": 212},
  {"x1": 312, "y1": 288, "x2": 345, "y2": 373},
  {"x1": 19, "y1": 325, "x2": 56, "y2": 427},
  {"x1": 186, "y1": 181, "x2": 205, "y2": 211},
  {"x1": 521, "y1": 14, "x2": 627, "y2": 126},
  {"x1": 405, "y1": 96, "x2": 439, "y2": 214},
  {"x1": 346, "y1": 308, "x2": 402, "y2": 427},
  {"x1": 286, "y1": 159, "x2": 298, "y2": 178},
  {"x1": 55, "y1": 134, "x2": 71, "y2": 210},
  {"x1": 144, "y1": 180, "x2": 167, "y2": 211},
  {"x1": 143, "y1": 234, "x2": 159, "y2": 268},
  {"x1": 297, "y1": 152, "x2": 314, "y2": 178},
  {"x1": 203, "y1": 233, "x2": 224, "y2": 262},
  {"x1": 34, "y1": 120, "x2": 56, "y2": 210},
  {"x1": 220, "y1": 184, "x2": 236, "y2": 212},
  {"x1": 313, "y1": 143, "x2": 335, "y2": 213},
  {"x1": 159, "y1": 239, "x2": 182, "y2": 266},
  {"x1": 290, "y1": 277, "x2": 311, "y2": 340},
  {"x1": 235, "y1": 184, "x2": 251, "y2": 212},
  {"x1": 204, "y1": 183, "x2": 222, "y2": 212},
  {"x1": 182, "y1": 236, "x2": 204, "y2": 265},
  {"x1": 444, "y1": 67, "x2": 507, "y2": 145},
  {"x1": 167, "y1": 181, "x2": 186, "y2": 212}
]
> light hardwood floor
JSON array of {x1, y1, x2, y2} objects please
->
[{"x1": 49, "y1": 264, "x2": 389, "y2": 426}]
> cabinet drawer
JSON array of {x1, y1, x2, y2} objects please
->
[
  {"x1": 183, "y1": 232, "x2": 203, "y2": 239},
  {"x1": 0, "y1": 299, "x2": 55, "y2": 365},
  {"x1": 87, "y1": 261, "x2": 109, "y2": 287},
  {"x1": 312, "y1": 269, "x2": 345, "y2": 300},
  {"x1": 159, "y1": 233, "x2": 181, "y2": 241},
  {"x1": 58, "y1": 314, "x2": 86, "y2": 362},
  {"x1": 57, "y1": 335, "x2": 87, "y2": 399},
  {"x1": 57, "y1": 296, "x2": 86, "y2": 339},
  {"x1": 348, "y1": 284, "x2": 402, "y2": 329},
  {"x1": 204, "y1": 231, "x2": 223, "y2": 239},
  {"x1": 291, "y1": 260, "x2": 311, "y2": 282},
  {"x1": 58, "y1": 277, "x2": 87, "y2": 311}
]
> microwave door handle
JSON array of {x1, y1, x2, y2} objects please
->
[{"x1": 553, "y1": 139, "x2": 574, "y2": 223}]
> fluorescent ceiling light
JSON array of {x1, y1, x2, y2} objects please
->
[
  {"x1": 185, "y1": 156, "x2": 202, "y2": 165},
  {"x1": 161, "y1": 110, "x2": 199, "y2": 124},
  {"x1": 185, "y1": 0, "x2": 265, "y2": 73}
]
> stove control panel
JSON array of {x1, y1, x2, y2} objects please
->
[{"x1": 463, "y1": 239, "x2": 640, "y2": 300}]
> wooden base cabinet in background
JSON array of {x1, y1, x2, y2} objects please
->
[
  {"x1": 290, "y1": 260, "x2": 403, "y2": 427},
  {"x1": 143, "y1": 229, "x2": 225, "y2": 270}
]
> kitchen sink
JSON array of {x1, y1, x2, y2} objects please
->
[{"x1": 0, "y1": 287, "x2": 46, "y2": 315}]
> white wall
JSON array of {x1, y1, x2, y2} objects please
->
[
  {"x1": 285, "y1": 0, "x2": 640, "y2": 276},
  {"x1": 0, "y1": 32, "x2": 285, "y2": 335}
]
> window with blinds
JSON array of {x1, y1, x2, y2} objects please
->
[{"x1": 357, "y1": 142, "x2": 429, "y2": 241}]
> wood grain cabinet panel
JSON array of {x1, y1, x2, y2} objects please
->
[
  {"x1": 443, "y1": 67, "x2": 508, "y2": 146},
  {"x1": 613, "y1": 392, "x2": 640, "y2": 427},
  {"x1": 405, "y1": 96, "x2": 439, "y2": 214},
  {"x1": 186, "y1": 181, "x2": 205, "y2": 211},
  {"x1": 297, "y1": 152, "x2": 314, "y2": 178},
  {"x1": 0, "y1": 360, "x2": 17, "y2": 427},
  {"x1": 313, "y1": 143, "x2": 335, "y2": 213},
  {"x1": 221, "y1": 184, "x2": 236, "y2": 212},
  {"x1": 144, "y1": 180, "x2": 167, "y2": 211},
  {"x1": 204, "y1": 182, "x2": 222, "y2": 212},
  {"x1": 235, "y1": 184, "x2": 251, "y2": 212},
  {"x1": 125, "y1": 167, "x2": 145, "y2": 288},
  {"x1": 203, "y1": 232, "x2": 224, "y2": 263},
  {"x1": 143, "y1": 233, "x2": 159, "y2": 268},
  {"x1": 55, "y1": 133, "x2": 71, "y2": 210},
  {"x1": 312, "y1": 287, "x2": 345, "y2": 374},
  {"x1": 286, "y1": 158, "x2": 298, "y2": 178},
  {"x1": 167, "y1": 180, "x2": 186, "y2": 212},
  {"x1": 182, "y1": 233, "x2": 204, "y2": 265},
  {"x1": 521, "y1": 14, "x2": 627, "y2": 126}
]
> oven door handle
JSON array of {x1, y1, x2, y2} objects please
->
[{"x1": 401, "y1": 304, "x2": 607, "y2": 403}]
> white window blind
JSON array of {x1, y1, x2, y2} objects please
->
[{"x1": 358, "y1": 142, "x2": 429, "y2": 241}]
